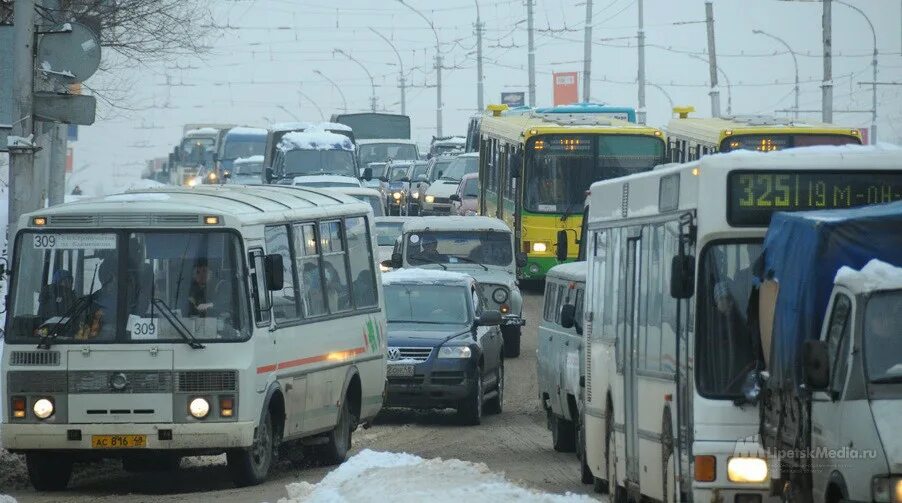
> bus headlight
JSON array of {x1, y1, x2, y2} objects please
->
[
  {"x1": 532, "y1": 242, "x2": 548, "y2": 253},
  {"x1": 33, "y1": 398, "x2": 54, "y2": 419},
  {"x1": 425, "y1": 195, "x2": 435, "y2": 203},
  {"x1": 189, "y1": 397, "x2": 210, "y2": 419},
  {"x1": 727, "y1": 457, "x2": 768, "y2": 483},
  {"x1": 872, "y1": 476, "x2": 902, "y2": 503}
]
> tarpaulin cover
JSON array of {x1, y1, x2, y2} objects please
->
[{"x1": 760, "y1": 201, "x2": 902, "y2": 389}]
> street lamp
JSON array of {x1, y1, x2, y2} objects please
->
[
  {"x1": 298, "y1": 89, "x2": 325, "y2": 121},
  {"x1": 688, "y1": 53, "x2": 732, "y2": 116},
  {"x1": 314, "y1": 70, "x2": 348, "y2": 113},
  {"x1": 834, "y1": 0, "x2": 877, "y2": 143},
  {"x1": 398, "y1": 0, "x2": 443, "y2": 135},
  {"x1": 647, "y1": 82, "x2": 675, "y2": 111},
  {"x1": 334, "y1": 49, "x2": 377, "y2": 112},
  {"x1": 370, "y1": 28, "x2": 406, "y2": 115},
  {"x1": 753, "y1": 29, "x2": 800, "y2": 120}
]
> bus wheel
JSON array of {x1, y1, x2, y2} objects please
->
[
  {"x1": 26, "y1": 452, "x2": 73, "y2": 491},
  {"x1": 317, "y1": 395, "x2": 354, "y2": 465},
  {"x1": 228, "y1": 407, "x2": 274, "y2": 487},
  {"x1": 501, "y1": 326, "x2": 521, "y2": 358},
  {"x1": 551, "y1": 414, "x2": 576, "y2": 452}
]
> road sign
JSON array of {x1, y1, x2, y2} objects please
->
[
  {"x1": 36, "y1": 22, "x2": 101, "y2": 83},
  {"x1": 553, "y1": 72, "x2": 578, "y2": 106},
  {"x1": 33, "y1": 92, "x2": 96, "y2": 125},
  {"x1": 501, "y1": 92, "x2": 525, "y2": 107}
]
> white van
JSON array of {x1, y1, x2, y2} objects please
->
[{"x1": 1, "y1": 185, "x2": 386, "y2": 490}]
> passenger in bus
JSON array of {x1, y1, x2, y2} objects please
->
[
  {"x1": 353, "y1": 270, "x2": 376, "y2": 307},
  {"x1": 188, "y1": 258, "x2": 217, "y2": 317},
  {"x1": 301, "y1": 261, "x2": 326, "y2": 315},
  {"x1": 77, "y1": 260, "x2": 117, "y2": 340},
  {"x1": 38, "y1": 269, "x2": 77, "y2": 319}
]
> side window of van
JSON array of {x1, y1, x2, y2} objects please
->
[
  {"x1": 574, "y1": 287, "x2": 584, "y2": 328},
  {"x1": 346, "y1": 217, "x2": 378, "y2": 309},
  {"x1": 554, "y1": 284, "x2": 566, "y2": 324},
  {"x1": 320, "y1": 221, "x2": 352, "y2": 313},
  {"x1": 543, "y1": 281, "x2": 558, "y2": 322},
  {"x1": 293, "y1": 223, "x2": 328, "y2": 318},
  {"x1": 264, "y1": 225, "x2": 300, "y2": 322}
]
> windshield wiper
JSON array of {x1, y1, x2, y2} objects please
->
[
  {"x1": 871, "y1": 374, "x2": 902, "y2": 384},
  {"x1": 411, "y1": 257, "x2": 448, "y2": 270},
  {"x1": 560, "y1": 199, "x2": 580, "y2": 222},
  {"x1": 448, "y1": 255, "x2": 489, "y2": 271},
  {"x1": 36, "y1": 295, "x2": 93, "y2": 349},
  {"x1": 151, "y1": 298, "x2": 205, "y2": 349}
]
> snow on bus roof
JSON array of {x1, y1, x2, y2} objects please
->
[
  {"x1": 184, "y1": 127, "x2": 219, "y2": 136},
  {"x1": 226, "y1": 126, "x2": 266, "y2": 136},
  {"x1": 835, "y1": 259, "x2": 902, "y2": 294},
  {"x1": 278, "y1": 130, "x2": 353, "y2": 151},
  {"x1": 271, "y1": 121, "x2": 352, "y2": 132},
  {"x1": 234, "y1": 155, "x2": 264, "y2": 164},
  {"x1": 382, "y1": 268, "x2": 473, "y2": 286}
]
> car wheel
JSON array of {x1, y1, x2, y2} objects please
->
[
  {"x1": 227, "y1": 407, "x2": 275, "y2": 487},
  {"x1": 501, "y1": 326, "x2": 521, "y2": 358},
  {"x1": 458, "y1": 371, "x2": 484, "y2": 425},
  {"x1": 485, "y1": 358, "x2": 504, "y2": 414},
  {"x1": 551, "y1": 414, "x2": 576, "y2": 452},
  {"x1": 26, "y1": 452, "x2": 73, "y2": 491}
]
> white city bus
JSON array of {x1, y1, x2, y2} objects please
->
[
  {"x1": 579, "y1": 147, "x2": 902, "y2": 502},
  {"x1": 1, "y1": 185, "x2": 387, "y2": 490}
]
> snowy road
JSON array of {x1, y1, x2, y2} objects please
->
[{"x1": 4, "y1": 290, "x2": 599, "y2": 502}]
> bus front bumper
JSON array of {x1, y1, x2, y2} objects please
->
[{"x1": 1, "y1": 421, "x2": 256, "y2": 451}]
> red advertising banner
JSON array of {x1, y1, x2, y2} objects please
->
[
  {"x1": 66, "y1": 147, "x2": 73, "y2": 173},
  {"x1": 553, "y1": 72, "x2": 579, "y2": 106}
]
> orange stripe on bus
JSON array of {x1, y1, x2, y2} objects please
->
[{"x1": 256, "y1": 346, "x2": 368, "y2": 374}]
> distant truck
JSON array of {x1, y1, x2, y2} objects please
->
[
  {"x1": 757, "y1": 202, "x2": 902, "y2": 502},
  {"x1": 330, "y1": 113, "x2": 411, "y2": 140}
]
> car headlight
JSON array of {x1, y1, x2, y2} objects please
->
[
  {"x1": 465, "y1": 210, "x2": 478, "y2": 216},
  {"x1": 726, "y1": 457, "x2": 768, "y2": 483},
  {"x1": 392, "y1": 192, "x2": 402, "y2": 200},
  {"x1": 208, "y1": 172, "x2": 217, "y2": 180},
  {"x1": 187, "y1": 178, "x2": 198, "y2": 187},
  {"x1": 492, "y1": 287, "x2": 509, "y2": 304},
  {"x1": 412, "y1": 192, "x2": 419, "y2": 199},
  {"x1": 438, "y1": 346, "x2": 472, "y2": 359},
  {"x1": 33, "y1": 398, "x2": 54, "y2": 419},
  {"x1": 873, "y1": 476, "x2": 902, "y2": 503},
  {"x1": 189, "y1": 397, "x2": 210, "y2": 419},
  {"x1": 532, "y1": 242, "x2": 548, "y2": 253},
  {"x1": 425, "y1": 195, "x2": 435, "y2": 203}
]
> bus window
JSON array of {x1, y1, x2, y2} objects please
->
[
  {"x1": 265, "y1": 225, "x2": 301, "y2": 322},
  {"x1": 293, "y1": 223, "x2": 328, "y2": 317},
  {"x1": 320, "y1": 221, "x2": 351, "y2": 313},
  {"x1": 346, "y1": 217, "x2": 378, "y2": 309}
]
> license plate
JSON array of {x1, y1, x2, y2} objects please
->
[
  {"x1": 386, "y1": 364, "x2": 414, "y2": 377},
  {"x1": 91, "y1": 434, "x2": 147, "y2": 449}
]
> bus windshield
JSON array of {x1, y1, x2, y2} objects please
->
[
  {"x1": 384, "y1": 284, "x2": 470, "y2": 325},
  {"x1": 525, "y1": 135, "x2": 665, "y2": 213},
  {"x1": 441, "y1": 156, "x2": 478, "y2": 181},
  {"x1": 358, "y1": 143, "x2": 418, "y2": 165},
  {"x1": 7, "y1": 231, "x2": 250, "y2": 344},
  {"x1": 406, "y1": 231, "x2": 512, "y2": 267},
  {"x1": 223, "y1": 139, "x2": 265, "y2": 160},
  {"x1": 180, "y1": 138, "x2": 215, "y2": 165},
  {"x1": 719, "y1": 134, "x2": 860, "y2": 153},
  {"x1": 281, "y1": 149, "x2": 356, "y2": 178},
  {"x1": 696, "y1": 241, "x2": 762, "y2": 398}
]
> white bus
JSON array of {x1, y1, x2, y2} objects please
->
[
  {"x1": 1, "y1": 185, "x2": 387, "y2": 490},
  {"x1": 578, "y1": 147, "x2": 902, "y2": 502}
]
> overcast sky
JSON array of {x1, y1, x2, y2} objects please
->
[{"x1": 72, "y1": 0, "x2": 902, "y2": 193}]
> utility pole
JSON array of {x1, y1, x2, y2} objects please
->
[
  {"x1": 582, "y1": 0, "x2": 592, "y2": 103},
  {"x1": 527, "y1": 0, "x2": 536, "y2": 107},
  {"x1": 475, "y1": 0, "x2": 484, "y2": 112},
  {"x1": 637, "y1": 0, "x2": 646, "y2": 124},
  {"x1": 370, "y1": 28, "x2": 407, "y2": 115},
  {"x1": 822, "y1": 0, "x2": 833, "y2": 123},
  {"x1": 9, "y1": 0, "x2": 39, "y2": 227},
  {"x1": 48, "y1": 125, "x2": 66, "y2": 206},
  {"x1": 398, "y1": 0, "x2": 442, "y2": 134},
  {"x1": 704, "y1": 1, "x2": 721, "y2": 118}
]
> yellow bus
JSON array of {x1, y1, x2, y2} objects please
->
[
  {"x1": 666, "y1": 106, "x2": 863, "y2": 162},
  {"x1": 477, "y1": 104, "x2": 666, "y2": 280}
]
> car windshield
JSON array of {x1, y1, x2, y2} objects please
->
[
  {"x1": 462, "y1": 178, "x2": 479, "y2": 197},
  {"x1": 281, "y1": 149, "x2": 356, "y2": 177},
  {"x1": 863, "y1": 291, "x2": 902, "y2": 383},
  {"x1": 696, "y1": 241, "x2": 762, "y2": 398},
  {"x1": 525, "y1": 134, "x2": 665, "y2": 213},
  {"x1": 234, "y1": 161, "x2": 262, "y2": 175},
  {"x1": 384, "y1": 284, "x2": 470, "y2": 324},
  {"x1": 412, "y1": 163, "x2": 429, "y2": 180},
  {"x1": 441, "y1": 156, "x2": 478, "y2": 181},
  {"x1": 358, "y1": 143, "x2": 418, "y2": 165},
  {"x1": 180, "y1": 138, "x2": 215, "y2": 165},
  {"x1": 223, "y1": 139, "x2": 265, "y2": 159},
  {"x1": 375, "y1": 221, "x2": 404, "y2": 246},
  {"x1": 406, "y1": 231, "x2": 512, "y2": 267},
  {"x1": 430, "y1": 159, "x2": 453, "y2": 182},
  {"x1": 7, "y1": 231, "x2": 250, "y2": 344},
  {"x1": 389, "y1": 165, "x2": 412, "y2": 181}
]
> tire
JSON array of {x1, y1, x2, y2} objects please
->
[
  {"x1": 485, "y1": 358, "x2": 504, "y2": 414},
  {"x1": 593, "y1": 404, "x2": 612, "y2": 494},
  {"x1": 228, "y1": 407, "x2": 275, "y2": 487},
  {"x1": 315, "y1": 395, "x2": 355, "y2": 465},
  {"x1": 122, "y1": 454, "x2": 181, "y2": 473},
  {"x1": 501, "y1": 326, "x2": 521, "y2": 358},
  {"x1": 551, "y1": 414, "x2": 576, "y2": 452},
  {"x1": 458, "y1": 372, "x2": 484, "y2": 425},
  {"x1": 26, "y1": 452, "x2": 73, "y2": 491}
]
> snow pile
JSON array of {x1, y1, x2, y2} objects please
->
[
  {"x1": 382, "y1": 268, "x2": 472, "y2": 285},
  {"x1": 279, "y1": 130, "x2": 353, "y2": 152},
  {"x1": 0, "y1": 494, "x2": 17, "y2": 503},
  {"x1": 835, "y1": 259, "x2": 902, "y2": 292},
  {"x1": 278, "y1": 449, "x2": 591, "y2": 503}
]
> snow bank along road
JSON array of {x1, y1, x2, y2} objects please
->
[{"x1": 3, "y1": 290, "x2": 598, "y2": 502}]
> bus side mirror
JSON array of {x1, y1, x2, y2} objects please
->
[
  {"x1": 361, "y1": 167, "x2": 373, "y2": 181},
  {"x1": 264, "y1": 254, "x2": 284, "y2": 291},
  {"x1": 265, "y1": 167, "x2": 275, "y2": 184},
  {"x1": 449, "y1": 194, "x2": 461, "y2": 202},
  {"x1": 670, "y1": 255, "x2": 695, "y2": 299},
  {"x1": 560, "y1": 304, "x2": 576, "y2": 329},
  {"x1": 803, "y1": 340, "x2": 830, "y2": 391},
  {"x1": 516, "y1": 252, "x2": 528, "y2": 268},
  {"x1": 556, "y1": 230, "x2": 568, "y2": 263},
  {"x1": 390, "y1": 252, "x2": 403, "y2": 269}
]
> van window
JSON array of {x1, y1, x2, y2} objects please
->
[
  {"x1": 346, "y1": 217, "x2": 378, "y2": 309},
  {"x1": 265, "y1": 225, "x2": 300, "y2": 322},
  {"x1": 293, "y1": 223, "x2": 328, "y2": 317},
  {"x1": 574, "y1": 287, "x2": 584, "y2": 328},
  {"x1": 543, "y1": 281, "x2": 558, "y2": 322},
  {"x1": 554, "y1": 284, "x2": 566, "y2": 324},
  {"x1": 826, "y1": 294, "x2": 853, "y2": 392},
  {"x1": 320, "y1": 221, "x2": 352, "y2": 313}
]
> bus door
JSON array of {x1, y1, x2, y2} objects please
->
[{"x1": 622, "y1": 228, "x2": 642, "y2": 485}]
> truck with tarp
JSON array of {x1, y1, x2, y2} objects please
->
[{"x1": 756, "y1": 202, "x2": 902, "y2": 501}]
